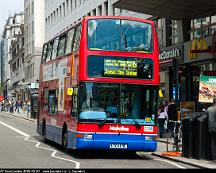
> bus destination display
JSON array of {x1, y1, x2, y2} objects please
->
[{"x1": 104, "y1": 59, "x2": 137, "y2": 77}]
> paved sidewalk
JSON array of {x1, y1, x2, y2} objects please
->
[
  {"x1": 153, "y1": 138, "x2": 216, "y2": 169},
  {"x1": 2, "y1": 110, "x2": 37, "y2": 122}
]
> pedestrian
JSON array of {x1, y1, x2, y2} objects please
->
[
  {"x1": 27, "y1": 100, "x2": 31, "y2": 118},
  {"x1": 9, "y1": 99, "x2": 14, "y2": 113},
  {"x1": 2, "y1": 99, "x2": 5, "y2": 111},
  {"x1": 207, "y1": 96, "x2": 216, "y2": 160},
  {"x1": 167, "y1": 98, "x2": 178, "y2": 132},
  {"x1": 23, "y1": 100, "x2": 27, "y2": 112},
  {"x1": 157, "y1": 100, "x2": 168, "y2": 138},
  {"x1": 17, "y1": 99, "x2": 21, "y2": 113},
  {"x1": 15, "y1": 100, "x2": 18, "y2": 112},
  {"x1": 0, "y1": 100, "x2": 2, "y2": 112}
]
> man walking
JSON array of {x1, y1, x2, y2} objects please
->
[
  {"x1": 207, "y1": 96, "x2": 216, "y2": 160},
  {"x1": 167, "y1": 99, "x2": 178, "y2": 131}
]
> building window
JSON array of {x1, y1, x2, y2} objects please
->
[
  {"x1": 98, "y1": 5, "x2": 102, "y2": 16},
  {"x1": 70, "y1": 0, "x2": 73, "y2": 11},
  {"x1": 66, "y1": 0, "x2": 69, "y2": 15},
  {"x1": 56, "y1": 8, "x2": 59, "y2": 22},
  {"x1": 59, "y1": 6, "x2": 62, "y2": 20},
  {"x1": 190, "y1": 16, "x2": 212, "y2": 40},
  {"x1": 31, "y1": 1, "x2": 34, "y2": 15},
  {"x1": 92, "y1": 9, "x2": 96, "y2": 16},
  {"x1": 63, "y1": 2, "x2": 65, "y2": 18},
  {"x1": 104, "y1": 1, "x2": 108, "y2": 16}
]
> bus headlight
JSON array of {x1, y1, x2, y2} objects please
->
[
  {"x1": 84, "y1": 134, "x2": 93, "y2": 139},
  {"x1": 76, "y1": 133, "x2": 93, "y2": 139},
  {"x1": 145, "y1": 136, "x2": 153, "y2": 140}
]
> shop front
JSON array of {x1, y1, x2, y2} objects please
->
[
  {"x1": 159, "y1": 44, "x2": 183, "y2": 103},
  {"x1": 159, "y1": 33, "x2": 216, "y2": 111},
  {"x1": 183, "y1": 34, "x2": 216, "y2": 111}
]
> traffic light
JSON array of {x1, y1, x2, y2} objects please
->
[{"x1": 172, "y1": 58, "x2": 178, "y2": 69}]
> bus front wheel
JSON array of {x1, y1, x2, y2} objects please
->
[
  {"x1": 62, "y1": 130, "x2": 68, "y2": 151},
  {"x1": 42, "y1": 121, "x2": 47, "y2": 143}
]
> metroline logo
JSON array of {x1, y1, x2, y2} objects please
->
[
  {"x1": 144, "y1": 126, "x2": 154, "y2": 132},
  {"x1": 109, "y1": 126, "x2": 129, "y2": 132}
]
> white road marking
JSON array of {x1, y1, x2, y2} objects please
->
[
  {"x1": 154, "y1": 158, "x2": 186, "y2": 169},
  {"x1": 0, "y1": 120, "x2": 80, "y2": 169},
  {"x1": 137, "y1": 152, "x2": 186, "y2": 169},
  {"x1": 0, "y1": 121, "x2": 30, "y2": 137},
  {"x1": 25, "y1": 137, "x2": 80, "y2": 169}
]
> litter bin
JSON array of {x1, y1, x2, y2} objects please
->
[
  {"x1": 30, "y1": 93, "x2": 39, "y2": 119},
  {"x1": 193, "y1": 112, "x2": 209, "y2": 159},
  {"x1": 182, "y1": 112, "x2": 201, "y2": 158},
  {"x1": 193, "y1": 113, "x2": 208, "y2": 159}
]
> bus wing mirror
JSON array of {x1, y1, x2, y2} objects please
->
[{"x1": 67, "y1": 88, "x2": 74, "y2": 96}]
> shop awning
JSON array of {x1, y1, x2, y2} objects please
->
[{"x1": 114, "y1": 0, "x2": 216, "y2": 20}]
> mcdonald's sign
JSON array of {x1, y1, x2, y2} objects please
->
[{"x1": 189, "y1": 37, "x2": 211, "y2": 60}]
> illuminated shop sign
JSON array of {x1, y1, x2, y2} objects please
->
[
  {"x1": 203, "y1": 71, "x2": 216, "y2": 76},
  {"x1": 159, "y1": 47, "x2": 182, "y2": 63},
  {"x1": 189, "y1": 37, "x2": 211, "y2": 60}
]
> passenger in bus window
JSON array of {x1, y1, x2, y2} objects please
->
[{"x1": 81, "y1": 97, "x2": 99, "y2": 110}]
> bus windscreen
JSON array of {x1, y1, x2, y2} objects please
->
[
  {"x1": 88, "y1": 19, "x2": 153, "y2": 53},
  {"x1": 79, "y1": 82, "x2": 158, "y2": 123}
]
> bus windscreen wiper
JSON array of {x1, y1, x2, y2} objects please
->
[
  {"x1": 98, "y1": 113, "x2": 115, "y2": 127},
  {"x1": 98, "y1": 117, "x2": 108, "y2": 127},
  {"x1": 129, "y1": 113, "x2": 141, "y2": 129}
]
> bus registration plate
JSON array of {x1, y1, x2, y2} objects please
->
[{"x1": 109, "y1": 144, "x2": 128, "y2": 149}]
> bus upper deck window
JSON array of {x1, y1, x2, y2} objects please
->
[
  {"x1": 73, "y1": 25, "x2": 82, "y2": 52},
  {"x1": 65, "y1": 28, "x2": 75, "y2": 54}
]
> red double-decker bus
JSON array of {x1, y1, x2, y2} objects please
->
[{"x1": 37, "y1": 16, "x2": 159, "y2": 152}]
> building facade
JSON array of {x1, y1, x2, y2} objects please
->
[
  {"x1": 9, "y1": 24, "x2": 25, "y2": 100},
  {"x1": 24, "y1": 0, "x2": 45, "y2": 99},
  {"x1": 1, "y1": 12, "x2": 24, "y2": 99},
  {"x1": 157, "y1": 17, "x2": 216, "y2": 110},
  {"x1": 45, "y1": 0, "x2": 151, "y2": 42}
]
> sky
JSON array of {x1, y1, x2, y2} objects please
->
[{"x1": 0, "y1": 0, "x2": 24, "y2": 34}]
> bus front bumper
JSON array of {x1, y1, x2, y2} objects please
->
[{"x1": 74, "y1": 133, "x2": 157, "y2": 151}]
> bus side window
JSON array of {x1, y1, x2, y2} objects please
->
[
  {"x1": 48, "y1": 90, "x2": 58, "y2": 115},
  {"x1": 65, "y1": 28, "x2": 75, "y2": 54},
  {"x1": 71, "y1": 88, "x2": 78, "y2": 117},
  {"x1": 72, "y1": 24, "x2": 81, "y2": 52},
  {"x1": 43, "y1": 89, "x2": 49, "y2": 111},
  {"x1": 46, "y1": 41, "x2": 54, "y2": 63},
  {"x1": 57, "y1": 34, "x2": 66, "y2": 57},
  {"x1": 42, "y1": 44, "x2": 48, "y2": 64},
  {"x1": 51, "y1": 37, "x2": 60, "y2": 60}
]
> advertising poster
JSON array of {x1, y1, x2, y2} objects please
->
[
  {"x1": 58, "y1": 59, "x2": 67, "y2": 111},
  {"x1": 199, "y1": 75, "x2": 216, "y2": 103}
]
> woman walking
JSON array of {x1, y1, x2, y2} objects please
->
[{"x1": 157, "y1": 100, "x2": 168, "y2": 138}]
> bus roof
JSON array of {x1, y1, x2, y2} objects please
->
[
  {"x1": 83, "y1": 16, "x2": 155, "y2": 25},
  {"x1": 45, "y1": 15, "x2": 155, "y2": 45}
]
